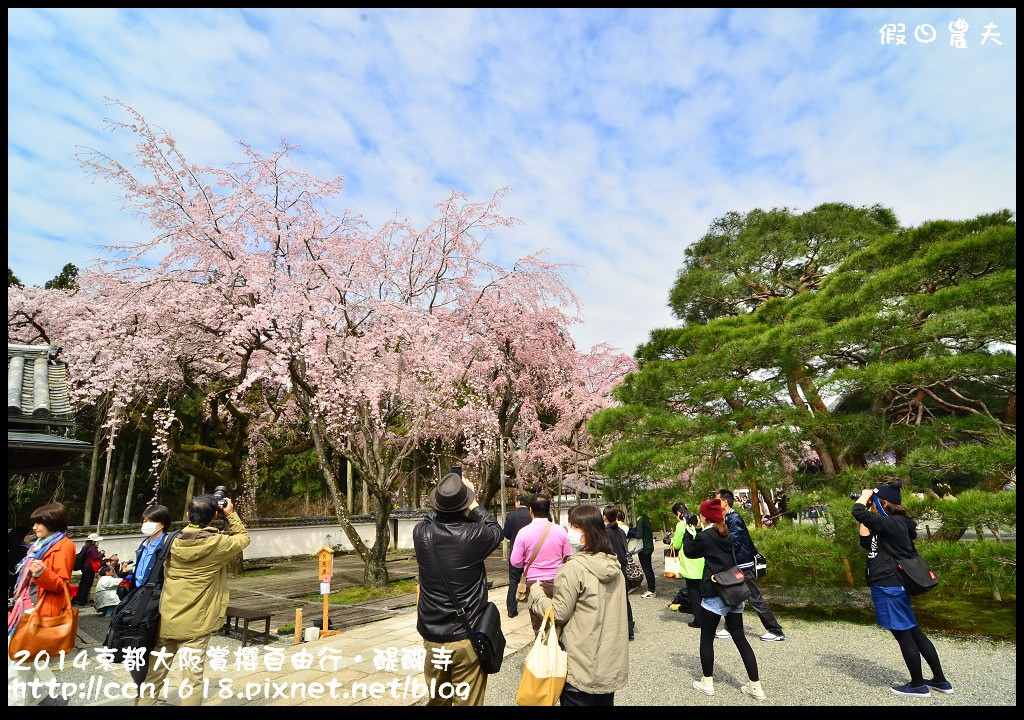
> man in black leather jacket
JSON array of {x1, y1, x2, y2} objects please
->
[
  {"x1": 715, "y1": 489, "x2": 786, "y2": 642},
  {"x1": 413, "y1": 472, "x2": 503, "y2": 705}
]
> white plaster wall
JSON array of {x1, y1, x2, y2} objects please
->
[{"x1": 70, "y1": 516, "x2": 423, "y2": 564}]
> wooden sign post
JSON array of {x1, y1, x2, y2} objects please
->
[{"x1": 317, "y1": 546, "x2": 340, "y2": 639}]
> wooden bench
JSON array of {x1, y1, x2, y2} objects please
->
[{"x1": 223, "y1": 606, "x2": 272, "y2": 648}]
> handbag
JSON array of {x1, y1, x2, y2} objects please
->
[
  {"x1": 753, "y1": 551, "x2": 768, "y2": 580},
  {"x1": 664, "y1": 548, "x2": 682, "y2": 578},
  {"x1": 878, "y1": 543, "x2": 939, "y2": 596},
  {"x1": 710, "y1": 545, "x2": 751, "y2": 607},
  {"x1": 425, "y1": 527, "x2": 506, "y2": 674},
  {"x1": 625, "y1": 553, "x2": 644, "y2": 589},
  {"x1": 515, "y1": 606, "x2": 568, "y2": 706},
  {"x1": 516, "y1": 522, "x2": 553, "y2": 602},
  {"x1": 8, "y1": 582, "x2": 79, "y2": 660}
]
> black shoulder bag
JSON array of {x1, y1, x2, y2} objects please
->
[
  {"x1": 711, "y1": 542, "x2": 752, "y2": 606},
  {"x1": 424, "y1": 525, "x2": 506, "y2": 674},
  {"x1": 878, "y1": 539, "x2": 939, "y2": 596},
  {"x1": 104, "y1": 530, "x2": 179, "y2": 683}
]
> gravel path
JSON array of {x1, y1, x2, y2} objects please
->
[{"x1": 482, "y1": 582, "x2": 1016, "y2": 706}]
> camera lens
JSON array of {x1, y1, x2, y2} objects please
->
[{"x1": 850, "y1": 492, "x2": 863, "y2": 500}]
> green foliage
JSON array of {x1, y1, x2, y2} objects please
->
[
  {"x1": 751, "y1": 523, "x2": 855, "y2": 587},
  {"x1": 590, "y1": 206, "x2": 1015, "y2": 523},
  {"x1": 904, "y1": 489, "x2": 1016, "y2": 538},
  {"x1": 43, "y1": 262, "x2": 79, "y2": 290},
  {"x1": 920, "y1": 540, "x2": 1016, "y2": 600},
  {"x1": 8, "y1": 267, "x2": 22, "y2": 287}
]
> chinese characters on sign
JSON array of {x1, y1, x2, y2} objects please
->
[{"x1": 879, "y1": 20, "x2": 1003, "y2": 47}]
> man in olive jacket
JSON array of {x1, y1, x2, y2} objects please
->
[
  {"x1": 136, "y1": 494, "x2": 250, "y2": 706},
  {"x1": 414, "y1": 473, "x2": 502, "y2": 706}
]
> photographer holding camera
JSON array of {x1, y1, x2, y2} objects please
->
[
  {"x1": 668, "y1": 503, "x2": 704, "y2": 628},
  {"x1": 853, "y1": 483, "x2": 951, "y2": 697},
  {"x1": 136, "y1": 488, "x2": 250, "y2": 707}
]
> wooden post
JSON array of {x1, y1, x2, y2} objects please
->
[
  {"x1": 294, "y1": 608, "x2": 302, "y2": 645},
  {"x1": 925, "y1": 524, "x2": 931, "y2": 540},
  {"x1": 346, "y1": 452, "x2": 354, "y2": 514},
  {"x1": 557, "y1": 466, "x2": 563, "y2": 523},
  {"x1": 842, "y1": 557, "x2": 855, "y2": 587},
  {"x1": 317, "y1": 546, "x2": 340, "y2": 638}
]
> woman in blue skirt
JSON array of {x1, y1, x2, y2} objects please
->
[{"x1": 853, "y1": 482, "x2": 952, "y2": 697}]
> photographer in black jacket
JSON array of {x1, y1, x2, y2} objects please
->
[
  {"x1": 853, "y1": 482, "x2": 951, "y2": 697},
  {"x1": 413, "y1": 472, "x2": 503, "y2": 706}
]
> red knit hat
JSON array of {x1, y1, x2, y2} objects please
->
[{"x1": 699, "y1": 498, "x2": 724, "y2": 524}]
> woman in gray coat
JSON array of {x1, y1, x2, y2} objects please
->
[{"x1": 528, "y1": 504, "x2": 629, "y2": 706}]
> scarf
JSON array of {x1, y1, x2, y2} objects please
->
[{"x1": 8, "y1": 531, "x2": 67, "y2": 638}]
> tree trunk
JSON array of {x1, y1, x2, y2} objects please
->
[
  {"x1": 121, "y1": 433, "x2": 143, "y2": 524},
  {"x1": 365, "y1": 486, "x2": 392, "y2": 587},
  {"x1": 83, "y1": 423, "x2": 104, "y2": 526},
  {"x1": 95, "y1": 414, "x2": 119, "y2": 533},
  {"x1": 182, "y1": 471, "x2": 196, "y2": 521},
  {"x1": 107, "y1": 449, "x2": 127, "y2": 524},
  {"x1": 749, "y1": 475, "x2": 763, "y2": 529},
  {"x1": 786, "y1": 372, "x2": 838, "y2": 477},
  {"x1": 308, "y1": 419, "x2": 372, "y2": 564}
]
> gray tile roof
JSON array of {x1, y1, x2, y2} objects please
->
[{"x1": 7, "y1": 344, "x2": 74, "y2": 424}]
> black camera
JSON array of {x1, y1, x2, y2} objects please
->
[
  {"x1": 212, "y1": 485, "x2": 230, "y2": 510},
  {"x1": 851, "y1": 489, "x2": 877, "y2": 500},
  {"x1": 684, "y1": 513, "x2": 699, "y2": 526}
]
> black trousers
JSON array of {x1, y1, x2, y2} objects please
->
[
  {"x1": 76, "y1": 568, "x2": 96, "y2": 606},
  {"x1": 638, "y1": 551, "x2": 655, "y2": 592},
  {"x1": 560, "y1": 682, "x2": 614, "y2": 706},
  {"x1": 506, "y1": 562, "x2": 524, "y2": 616}
]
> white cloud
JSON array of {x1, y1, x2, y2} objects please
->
[{"x1": 7, "y1": 8, "x2": 1017, "y2": 355}]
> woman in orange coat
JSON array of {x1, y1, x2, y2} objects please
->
[{"x1": 8, "y1": 502, "x2": 76, "y2": 639}]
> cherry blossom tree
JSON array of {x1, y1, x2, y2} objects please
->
[{"x1": 10, "y1": 100, "x2": 633, "y2": 586}]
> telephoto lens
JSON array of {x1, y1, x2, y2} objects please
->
[
  {"x1": 850, "y1": 492, "x2": 867, "y2": 500},
  {"x1": 212, "y1": 485, "x2": 229, "y2": 509}
]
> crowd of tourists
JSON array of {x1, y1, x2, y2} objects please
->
[{"x1": 8, "y1": 474, "x2": 950, "y2": 707}]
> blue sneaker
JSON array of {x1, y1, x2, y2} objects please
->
[
  {"x1": 925, "y1": 679, "x2": 954, "y2": 694},
  {"x1": 891, "y1": 682, "x2": 931, "y2": 697}
]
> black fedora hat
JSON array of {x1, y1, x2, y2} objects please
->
[{"x1": 430, "y1": 473, "x2": 475, "y2": 512}]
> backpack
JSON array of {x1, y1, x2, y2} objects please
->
[{"x1": 73, "y1": 546, "x2": 86, "y2": 572}]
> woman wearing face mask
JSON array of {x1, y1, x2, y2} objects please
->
[
  {"x1": 132, "y1": 504, "x2": 173, "y2": 590},
  {"x1": 528, "y1": 504, "x2": 629, "y2": 706}
]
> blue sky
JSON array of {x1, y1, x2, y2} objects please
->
[{"x1": 7, "y1": 8, "x2": 1017, "y2": 355}]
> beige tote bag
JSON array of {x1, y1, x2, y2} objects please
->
[{"x1": 515, "y1": 606, "x2": 568, "y2": 706}]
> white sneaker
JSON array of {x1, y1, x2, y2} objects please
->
[
  {"x1": 692, "y1": 676, "x2": 715, "y2": 696},
  {"x1": 640, "y1": 591, "x2": 656, "y2": 598},
  {"x1": 760, "y1": 632, "x2": 786, "y2": 642},
  {"x1": 715, "y1": 628, "x2": 731, "y2": 639},
  {"x1": 741, "y1": 681, "x2": 767, "y2": 701}
]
